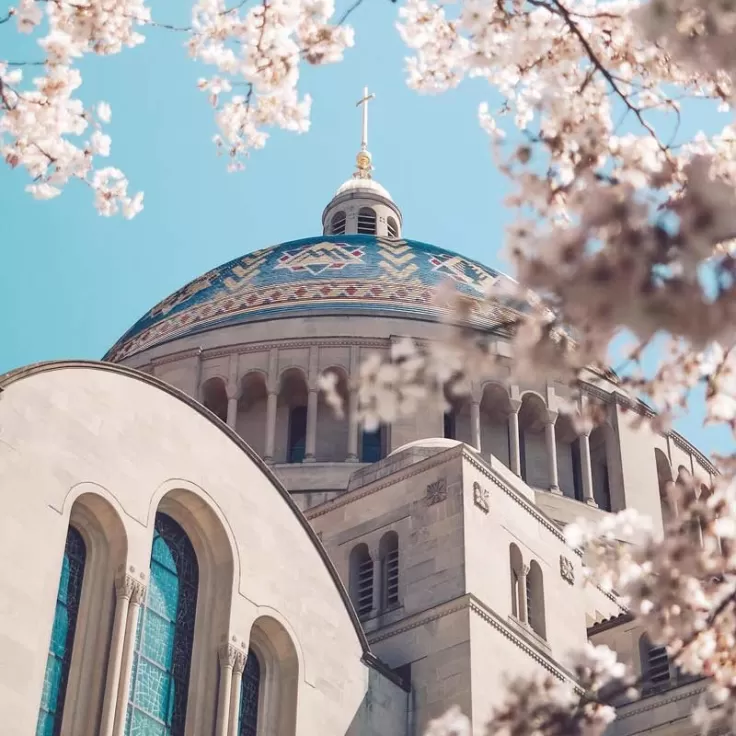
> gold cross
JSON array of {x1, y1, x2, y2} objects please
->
[{"x1": 355, "y1": 86, "x2": 375, "y2": 152}]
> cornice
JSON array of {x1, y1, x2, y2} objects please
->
[
  {"x1": 305, "y1": 445, "x2": 464, "y2": 519},
  {"x1": 616, "y1": 681, "x2": 707, "y2": 720},
  {"x1": 149, "y1": 347, "x2": 202, "y2": 368},
  {"x1": 367, "y1": 593, "x2": 575, "y2": 686}
]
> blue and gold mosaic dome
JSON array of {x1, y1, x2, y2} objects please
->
[{"x1": 105, "y1": 235, "x2": 524, "y2": 362}]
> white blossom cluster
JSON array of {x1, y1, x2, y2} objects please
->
[
  {"x1": 1, "y1": 0, "x2": 146, "y2": 215},
  {"x1": 189, "y1": 0, "x2": 353, "y2": 170}
]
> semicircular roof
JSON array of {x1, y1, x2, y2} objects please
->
[{"x1": 105, "y1": 234, "x2": 527, "y2": 362}]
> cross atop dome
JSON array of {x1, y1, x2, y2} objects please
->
[
  {"x1": 354, "y1": 86, "x2": 375, "y2": 180},
  {"x1": 321, "y1": 86, "x2": 403, "y2": 238}
]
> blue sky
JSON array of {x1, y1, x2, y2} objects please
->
[{"x1": 0, "y1": 0, "x2": 731, "y2": 459}]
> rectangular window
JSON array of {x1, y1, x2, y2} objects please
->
[{"x1": 288, "y1": 406, "x2": 307, "y2": 463}]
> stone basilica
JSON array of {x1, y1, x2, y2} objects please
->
[{"x1": 0, "y1": 104, "x2": 718, "y2": 736}]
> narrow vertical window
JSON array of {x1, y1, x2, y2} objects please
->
[
  {"x1": 288, "y1": 406, "x2": 307, "y2": 463},
  {"x1": 37, "y1": 527, "x2": 86, "y2": 736},
  {"x1": 641, "y1": 635, "x2": 672, "y2": 692},
  {"x1": 349, "y1": 544, "x2": 373, "y2": 618},
  {"x1": 379, "y1": 532, "x2": 400, "y2": 609},
  {"x1": 239, "y1": 650, "x2": 261, "y2": 736},
  {"x1": 330, "y1": 211, "x2": 346, "y2": 235},
  {"x1": 443, "y1": 411, "x2": 456, "y2": 440},
  {"x1": 126, "y1": 513, "x2": 199, "y2": 735},
  {"x1": 361, "y1": 425, "x2": 385, "y2": 463},
  {"x1": 357, "y1": 207, "x2": 377, "y2": 235},
  {"x1": 387, "y1": 216, "x2": 398, "y2": 238}
]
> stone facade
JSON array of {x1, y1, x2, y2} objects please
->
[{"x1": 0, "y1": 172, "x2": 717, "y2": 736}]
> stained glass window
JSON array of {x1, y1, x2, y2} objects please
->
[
  {"x1": 37, "y1": 526, "x2": 87, "y2": 736},
  {"x1": 126, "y1": 513, "x2": 199, "y2": 736},
  {"x1": 239, "y1": 650, "x2": 261, "y2": 736}
]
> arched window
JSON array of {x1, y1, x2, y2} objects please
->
[
  {"x1": 361, "y1": 424, "x2": 386, "y2": 463},
  {"x1": 330, "y1": 211, "x2": 346, "y2": 235},
  {"x1": 239, "y1": 650, "x2": 261, "y2": 736},
  {"x1": 288, "y1": 406, "x2": 307, "y2": 463},
  {"x1": 379, "y1": 532, "x2": 399, "y2": 609},
  {"x1": 357, "y1": 207, "x2": 377, "y2": 235},
  {"x1": 349, "y1": 544, "x2": 373, "y2": 618},
  {"x1": 126, "y1": 513, "x2": 199, "y2": 735},
  {"x1": 527, "y1": 561, "x2": 546, "y2": 639},
  {"x1": 655, "y1": 448, "x2": 675, "y2": 520},
  {"x1": 640, "y1": 635, "x2": 671, "y2": 692},
  {"x1": 37, "y1": 526, "x2": 86, "y2": 736},
  {"x1": 387, "y1": 216, "x2": 398, "y2": 238},
  {"x1": 202, "y1": 377, "x2": 228, "y2": 423},
  {"x1": 509, "y1": 543, "x2": 524, "y2": 620}
]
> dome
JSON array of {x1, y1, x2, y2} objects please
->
[
  {"x1": 334, "y1": 177, "x2": 392, "y2": 200},
  {"x1": 105, "y1": 235, "x2": 527, "y2": 362}
]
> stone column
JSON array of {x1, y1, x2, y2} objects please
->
[
  {"x1": 347, "y1": 389, "x2": 359, "y2": 462},
  {"x1": 227, "y1": 649, "x2": 246, "y2": 736},
  {"x1": 508, "y1": 399, "x2": 521, "y2": 476},
  {"x1": 225, "y1": 382, "x2": 240, "y2": 430},
  {"x1": 112, "y1": 579, "x2": 146, "y2": 736},
  {"x1": 99, "y1": 575, "x2": 135, "y2": 736},
  {"x1": 304, "y1": 387, "x2": 319, "y2": 463},
  {"x1": 264, "y1": 390, "x2": 278, "y2": 463},
  {"x1": 216, "y1": 644, "x2": 238, "y2": 736},
  {"x1": 518, "y1": 564, "x2": 530, "y2": 624},
  {"x1": 544, "y1": 410, "x2": 560, "y2": 492},
  {"x1": 580, "y1": 430, "x2": 597, "y2": 506},
  {"x1": 470, "y1": 399, "x2": 481, "y2": 452}
]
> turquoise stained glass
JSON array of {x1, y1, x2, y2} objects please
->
[
  {"x1": 36, "y1": 526, "x2": 86, "y2": 736},
  {"x1": 126, "y1": 513, "x2": 199, "y2": 736},
  {"x1": 239, "y1": 651, "x2": 261, "y2": 736}
]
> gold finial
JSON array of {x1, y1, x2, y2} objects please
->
[{"x1": 354, "y1": 86, "x2": 375, "y2": 179}]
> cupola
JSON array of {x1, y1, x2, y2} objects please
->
[{"x1": 321, "y1": 87, "x2": 403, "y2": 239}]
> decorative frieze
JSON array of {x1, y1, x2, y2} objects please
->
[
  {"x1": 560, "y1": 555, "x2": 575, "y2": 585},
  {"x1": 219, "y1": 642, "x2": 246, "y2": 671},
  {"x1": 425, "y1": 477, "x2": 447, "y2": 505},
  {"x1": 472, "y1": 481, "x2": 489, "y2": 513}
]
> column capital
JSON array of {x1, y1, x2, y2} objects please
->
[
  {"x1": 219, "y1": 642, "x2": 245, "y2": 670},
  {"x1": 225, "y1": 381, "x2": 241, "y2": 401},
  {"x1": 544, "y1": 409, "x2": 558, "y2": 425},
  {"x1": 509, "y1": 398, "x2": 522, "y2": 414},
  {"x1": 520, "y1": 563, "x2": 530, "y2": 577},
  {"x1": 115, "y1": 574, "x2": 146, "y2": 604}
]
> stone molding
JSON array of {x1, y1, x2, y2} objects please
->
[
  {"x1": 559, "y1": 555, "x2": 575, "y2": 585},
  {"x1": 148, "y1": 347, "x2": 202, "y2": 368},
  {"x1": 115, "y1": 574, "x2": 146, "y2": 604},
  {"x1": 425, "y1": 477, "x2": 447, "y2": 506},
  {"x1": 367, "y1": 593, "x2": 574, "y2": 685},
  {"x1": 305, "y1": 444, "x2": 464, "y2": 519},
  {"x1": 616, "y1": 682, "x2": 707, "y2": 720},
  {"x1": 218, "y1": 642, "x2": 246, "y2": 671},
  {"x1": 472, "y1": 481, "x2": 489, "y2": 513}
]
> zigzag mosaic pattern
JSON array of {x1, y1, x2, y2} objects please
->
[{"x1": 106, "y1": 235, "x2": 522, "y2": 361}]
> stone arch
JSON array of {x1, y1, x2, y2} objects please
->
[
  {"x1": 480, "y1": 383, "x2": 513, "y2": 467},
  {"x1": 509, "y1": 543, "x2": 524, "y2": 619},
  {"x1": 318, "y1": 365, "x2": 349, "y2": 462},
  {"x1": 518, "y1": 392, "x2": 549, "y2": 487},
  {"x1": 277, "y1": 368, "x2": 309, "y2": 464},
  {"x1": 46, "y1": 492, "x2": 127, "y2": 736},
  {"x1": 527, "y1": 560, "x2": 546, "y2": 639},
  {"x1": 357, "y1": 207, "x2": 377, "y2": 235},
  {"x1": 329, "y1": 210, "x2": 346, "y2": 235},
  {"x1": 348, "y1": 543, "x2": 373, "y2": 619},
  {"x1": 150, "y1": 487, "x2": 236, "y2": 735},
  {"x1": 238, "y1": 370, "x2": 269, "y2": 456},
  {"x1": 247, "y1": 615, "x2": 300, "y2": 736},
  {"x1": 655, "y1": 448, "x2": 675, "y2": 520},
  {"x1": 555, "y1": 413, "x2": 581, "y2": 501},
  {"x1": 202, "y1": 376, "x2": 228, "y2": 423}
]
